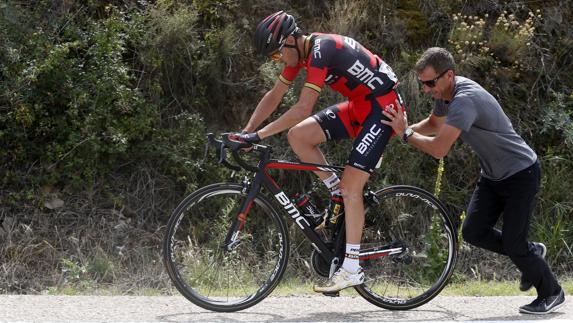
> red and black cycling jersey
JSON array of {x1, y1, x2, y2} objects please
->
[{"x1": 279, "y1": 33, "x2": 399, "y2": 100}]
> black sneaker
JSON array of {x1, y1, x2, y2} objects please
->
[
  {"x1": 519, "y1": 288, "x2": 565, "y2": 315},
  {"x1": 519, "y1": 242, "x2": 547, "y2": 292}
]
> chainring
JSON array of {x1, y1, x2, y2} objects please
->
[{"x1": 310, "y1": 248, "x2": 331, "y2": 278}]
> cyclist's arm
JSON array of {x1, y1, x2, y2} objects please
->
[
  {"x1": 243, "y1": 80, "x2": 290, "y2": 132},
  {"x1": 407, "y1": 123, "x2": 460, "y2": 159},
  {"x1": 410, "y1": 113, "x2": 445, "y2": 136},
  {"x1": 257, "y1": 87, "x2": 320, "y2": 139}
]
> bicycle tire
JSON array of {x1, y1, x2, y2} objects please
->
[
  {"x1": 163, "y1": 183, "x2": 289, "y2": 312},
  {"x1": 355, "y1": 185, "x2": 457, "y2": 310}
]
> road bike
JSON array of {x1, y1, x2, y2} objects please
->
[{"x1": 163, "y1": 133, "x2": 457, "y2": 312}]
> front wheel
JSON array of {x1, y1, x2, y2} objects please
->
[
  {"x1": 163, "y1": 183, "x2": 289, "y2": 312},
  {"x1": 356, "y1": 185, "x2": 457, "y2": 310}
]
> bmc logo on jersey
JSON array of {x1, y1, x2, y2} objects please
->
[
  {"x1": 357, "y1": 124, "x2": 382, "y2": 154},
  {"x1": 347, "y1": 60, "x2": 384, "y2": 91},
  {"x1": 344, "y1": 37, "x2": 357, "y2": 49},
  {"x1": 313, "y1": 39, "x2": 322, "y2": 59}
]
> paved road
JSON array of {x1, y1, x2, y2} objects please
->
[{"x1": 0, "y1": 295, "x2": 570, "y2": 322}]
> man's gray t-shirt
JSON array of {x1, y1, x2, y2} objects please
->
[{"x1": 433, "y1": 76, "x2": 537, "y2": 180}]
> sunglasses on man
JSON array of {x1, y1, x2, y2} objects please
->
[{"x1": 418, "y1": 69, "x2": 449, "y2": 88}]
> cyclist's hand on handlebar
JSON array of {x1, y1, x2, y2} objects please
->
[
  {"x1": 238, "y1": 132, "x2": 261, "y2": 144},
  {"x1": 229, "y1": 131, "x2": 260, "y2": 152}
]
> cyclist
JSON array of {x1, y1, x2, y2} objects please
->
[
  {"x1": 237, "y1": 11, "x2": 403, "y2": 293},
  {"x1": 382, "y1": 47, "x2": 565, "y2": 314}
]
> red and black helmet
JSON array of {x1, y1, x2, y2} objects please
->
[{"x1": 253, "y1": 11, "x2": 298, "y2": 56}]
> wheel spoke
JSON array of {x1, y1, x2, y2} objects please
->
[
  {"x1": 163, "y1": 185, "x2": 288, "y2": 311},
  {"x1": 356, "y1": 186, "x2": 456, "y2": 310}
]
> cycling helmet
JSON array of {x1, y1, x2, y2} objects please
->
[{"x1": 254, "y1": 11, "x2": 298, "y2": 56}]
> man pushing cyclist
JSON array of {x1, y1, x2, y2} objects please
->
[
  {"x1": 382, "y1": 47, "x2": 565, "y2": 315},
  {"x1": 236, "y1": 11, "x2": 403, "y2": 292}
]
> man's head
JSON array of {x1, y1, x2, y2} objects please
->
[
  {"x1": 253, "y1": 11, "x2": 302, "y2": 66},
  {"x1": 415, "y1": 47, "x2": 456, "y2": 101}
]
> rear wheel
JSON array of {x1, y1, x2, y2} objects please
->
[
  {"x1": 356, "y1": 185, "x2": 457, "y2": 310},
  {"x1": 163, "y1": 183, "x2": 289, "y2": 312}
]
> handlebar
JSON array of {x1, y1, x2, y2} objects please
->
[{"x1": 206, "y1": 133, "x2": 271, "y2": 172}]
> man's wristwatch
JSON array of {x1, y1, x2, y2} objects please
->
[{"x1": 402, "y1": 127, "x2": 414, "y2": 143}]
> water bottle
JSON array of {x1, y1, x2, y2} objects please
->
[
  {"x1": 293, "y1": 193, "x2": 323, "y2": 227},
  {"x1": 327, "y1": 194, "x2": 344, "y2": 226}
]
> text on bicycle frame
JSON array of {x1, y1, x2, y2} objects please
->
[{"x1": 274, "y1": 192, "x2": 311, "y2": 229}]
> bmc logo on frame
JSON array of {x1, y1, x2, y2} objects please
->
[{"x1": 274, "y1": 192, "x2": 310, "y2": 229}]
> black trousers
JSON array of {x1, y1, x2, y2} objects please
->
[{"x1": 461, "y1": 160, "x2": 561, "y2": 298}]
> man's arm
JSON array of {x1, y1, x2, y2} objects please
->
[
  {"x1": 257, "y1": 87, "x2": 320, "y2": 139},
  {"x1": 407, "y1": 123, "x2": 461, "y2": 159},
  {"x1": 243, "y1": 80, "x2": 290, "y2": 132},
  {"x1": 410, "y1": 113, "x2": 445, "y2": 136},
  {"x1": 382, "y1": 102, "x2": 460, "y2": 158}
]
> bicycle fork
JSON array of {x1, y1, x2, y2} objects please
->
[{"x1": 222, "y1": 178, "x2": 259, "y2": 251}]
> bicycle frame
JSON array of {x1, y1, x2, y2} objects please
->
[
  {"x1": 245, "y1": 159, "x2": 344, "y2": 259},
  {"x1": 164, "y1": 134, "x2": 458, "y2": 311},
  {"x1": 211, "y1": 134, "x2": 405, "y2": 268}
]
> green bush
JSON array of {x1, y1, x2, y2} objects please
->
[{"x1": 1, "y1": 3, "x2": 156, "y2": 187}]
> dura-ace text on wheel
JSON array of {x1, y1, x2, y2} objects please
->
[
  {"x1": 356, "y1": 185, "x2": 457, "y2": 310},
  {"x1": 163, "y1": 183, "x2": 289, "y2": 312}
]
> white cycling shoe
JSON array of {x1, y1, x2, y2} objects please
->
[{"x1": 313, "y1": 267, "x2": 364, "y2": 293}]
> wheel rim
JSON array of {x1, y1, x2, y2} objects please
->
[
  {"x1": 359, "y1": 188, "x2": 455, "y2": 306},
  {"x1": 166, "y1": 188, "x2": 286, "y2": 308}
]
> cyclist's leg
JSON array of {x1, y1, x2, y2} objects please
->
[
  {"x1": 342, "y1": 96, "x2": 396, "y2": 244},
  {"x1": 315, "y1": 94, "x2": 398, "y2": 292},
  {"x1": 340, "y1": 167, "x2": 370, "y2": 244},
  {"x1": 288, "y1": 102, "x2": 353, "y2": 180}
]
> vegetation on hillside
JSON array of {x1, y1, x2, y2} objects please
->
[{"x1": 1, "y1": 0, "x2": 572, "y2": 293}]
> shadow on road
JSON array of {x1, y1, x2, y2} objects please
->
[
  {"x1": 157, "y1": 311, "x2": 285, "y2": 322},
  {"x1": 156, "y1": 305, "x2": 568, "y2": 322},
  {"x1": 156, "y1": 308, "x2": 456, "y2": 322},
  {"x1": 475, "y1": 312, "x2": 567, "y2": 321}
]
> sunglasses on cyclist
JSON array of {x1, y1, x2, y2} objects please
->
[
  {"x1": 269, "y1": 43, "x2": 298, "y2": 62},
  {"x1": 269, "y1": 50, "x2": 282, "y2": 62},
  {"x1": 418, "y1": 69, "x2": 449, "y2": 88}
]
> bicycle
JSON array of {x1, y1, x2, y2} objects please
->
[{"x1": 163, "y1": 133, "x2": 457, "y2": 312}]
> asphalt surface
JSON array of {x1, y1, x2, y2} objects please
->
[{"x1": 0, "y1": 295, "x2": 571, "y2": 322}]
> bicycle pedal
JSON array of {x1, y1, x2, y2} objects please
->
[{"x1": 322, "y1": 291, "x2": 340, "y2": 297}]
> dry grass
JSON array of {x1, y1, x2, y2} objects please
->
[{"x1": 0, "y1": 166, "x2": 178, "y2": 294}]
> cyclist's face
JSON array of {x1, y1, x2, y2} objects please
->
[
  {"x1": 418, "y1": 66, "x2": 453, "y2": 100},
  {"x1": 271, "y1": 36, "x2": 298, "y2": 67}
]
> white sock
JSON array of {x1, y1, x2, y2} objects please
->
[
  {"x1": 323, "y1": 173, "x2": 341, "y2": 196},
  {"x1": 330, "y1": 188, "x2": 341, "y2": 196},
  {"x1": 342, "y1": 243, "x2": 360, "y2": 273}
]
